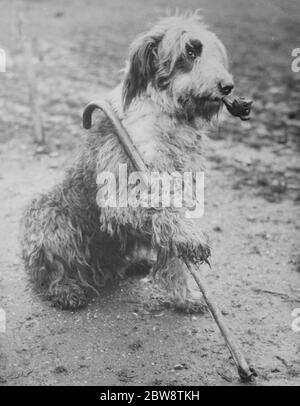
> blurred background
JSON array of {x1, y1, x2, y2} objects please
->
[
  {"x1": 0, "y1": 0, "x2": 300, "y2": 150},
  {"x1": 0, "y1": 0, "x2": 299, "y2": 386}
]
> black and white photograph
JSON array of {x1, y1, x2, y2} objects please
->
[{"x1": 0, "y1": 0, "x2": 299, "y2": 388}]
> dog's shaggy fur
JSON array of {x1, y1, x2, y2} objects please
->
[{"x1": 21, "y1": 13, "x2": 234, "y2": 310}]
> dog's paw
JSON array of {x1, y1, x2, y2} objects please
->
[
  {"x1": 155, "y1": 296, "x2": 208, "y2": 314},
  {"x1": 173, "y1": 234, "x2": 211, "y2": 264},
  {"x1": 171, "y1": 222, "x2": 211, "y2": 264},
  {"x1": 173, "y1": 298, "x2": 208, "y2": 314},
  {"x1": 177, "y1": 242, "x2": 211, "y2": 265},
  {"x1": 50, "y1": 282, "x2": 88, "y2": 310}
]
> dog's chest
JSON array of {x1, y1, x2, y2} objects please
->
[
  {"x1": 122, "y1": 108, "x2": 204, "y2": 173},
  {"x1": 108, "y1": 86, "x2": 205, "y2": 173}
]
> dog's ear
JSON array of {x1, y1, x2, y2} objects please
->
[{"x1": 123, "y1": 31, "x2": 163, "y2": 110}]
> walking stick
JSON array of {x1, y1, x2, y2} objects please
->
[{"x1": 83, "y1": 98, "x2": 256, "y2": 382}]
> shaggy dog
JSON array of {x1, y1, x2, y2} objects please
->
[{"x1": 21, "y1": 13, "x2": 235, "y2": 310}]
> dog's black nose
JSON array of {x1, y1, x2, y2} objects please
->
[{"x1": 219, "y1": 82, "x2": 234, "y2": 96}]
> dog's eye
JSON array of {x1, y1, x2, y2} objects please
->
[
  {"x1": 187, "y1": 49, "x2": 196, "y2": 59},
  {"x1": 186, "y1": 40, "x2": 203, "y2": 60}
]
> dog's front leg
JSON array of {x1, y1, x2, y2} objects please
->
[
  {"x1": 150, "y1": 211, "x2": 210, "y2": 313},
  {"x1": 154, "y1": 256, "x2": 208, "y2": 313},
  {"x1": 151, "y1": 211, "x2": 210, "y2": 264}
]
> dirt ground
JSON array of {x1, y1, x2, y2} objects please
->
[{"x1": 0, "y1": 0, "x2": 300, "y2": 386}]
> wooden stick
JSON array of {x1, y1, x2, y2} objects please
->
[
  {"x1": 184, "y1": 259, "x2": 256, "y2": 381},
  {"x1": 83, "y1": 100, "x2": 256, "y2": 381},
  {"x1": 83, "y1": 100, "x2": 148, "y2": 183},
  {"x1": 23, "y1": 40, "x2": 45, "y2": 145},
  {"x1": 16, "y1": 5, "x2": 45, "y2": 145}
]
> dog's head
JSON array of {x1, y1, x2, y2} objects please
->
[{"x1": 123, "y1": 13, "x2": 234, "y2": 121}]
